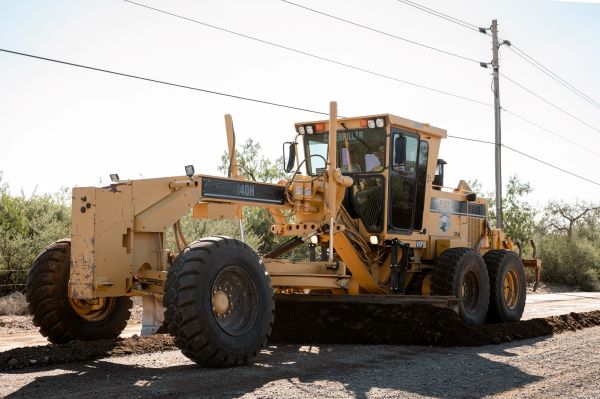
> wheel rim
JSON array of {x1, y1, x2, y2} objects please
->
[
  {"x1": 69, "y1": 297, "x2": 116, "y2": 323},
  {"x1": 503, "y1": 269, "x2": 519, "y2": 310},
  {"x1": 460, "y1": 271, "x2": 480, "y2": 313},
  {"x1": 211, "y1": 265, "x2": 258, "y2": 337}
]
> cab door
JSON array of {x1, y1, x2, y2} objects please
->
[{"x1": 388, "y1": 130, "x2": 429, "y2": 234}]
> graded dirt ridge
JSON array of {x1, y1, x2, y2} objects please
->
[{"x1": 1, "y1": 303, "x2": 600, "y2": 371}]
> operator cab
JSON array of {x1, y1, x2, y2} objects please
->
[{"x1": 293, "y1": 114, "x2": 446, "y2": 239}]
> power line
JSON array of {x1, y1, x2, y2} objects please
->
[
  {"x1": 281, "y1": 0, "x2": 482, "y2": 65},
  {"x1": 502, "y1": 107, "x2": 600, "y2": 158},
  {"x1": 503, "y1": 144, "x2": 600, "y2": 187},
  {"x1": 501, "y1": 73, "x2": 600, "y2": 135},
  {"x1": 394, "y1": 0, "x2": 600, "y2": 113},
  {"x1": 447, "y1": 135, "x2": 493, "y2": 145},
  {"x1": 2, "y1": 47, "x2": 597, "y2": 187},
  {"x1": 122, "y1": 0, "x2": 491, "y2": 107},
  {"x1": 395, "y1": 0, "x2": 484, "y2": 33},
  {"x1": 507, "y1": 45, "x2": 600, "y2": 110},
  {"x1": 0, "y1": 48, "x2": 329, "y2": 116},
  {"x1": 448, "y1": 135, "x2": 600, "y2": 186},
  {"x1": 281, "y1": 1, "x2": 599, "y2": 158}
]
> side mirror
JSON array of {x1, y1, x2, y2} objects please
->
[
  {"x1": 393, "y1": 135, "x2": 407, "y2": 166},
  {"x1": 283, "y1": 142, "x2": 296, "y2": 173}
]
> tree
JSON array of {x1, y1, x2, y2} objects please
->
[
  {"x1": 537, "y1": 201, "x2": 600, "y2": 291},
  {"x1": 473, "y1": 175, "x2": 537, "y2": 245},
  {"x1": 218, "y1": 138, "x2": 290, "y2": 254},
  {"x1": 543, "y1": 200, "x2": 600, "y2": 241},
  {"x1": 218, "y1": 138, "x2": 286, "y2": 182}
]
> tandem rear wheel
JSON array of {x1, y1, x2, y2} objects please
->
[
  {"x1": 163, "y1": 236, "x2": 274, "y2": 368},
  {"x1": 484, "y1": 249, "x2": 527, "y2": 323},
  {"x1": 432, "y1": 248, "x2": 490, "y2": 326},
  {"x1": 26, "y1": 239, "x2": 132, "y2": 344}
]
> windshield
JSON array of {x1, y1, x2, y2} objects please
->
[{"x1": 304, "y1": 128, "x2": 387, "y2": 175}]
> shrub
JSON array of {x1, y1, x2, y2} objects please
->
[
  {"x1": 0, "y1": 292, "x2": 28, "y2": 315},
  {"x1": 538, "y1": 234, "x2": 600, "y2": 291}
]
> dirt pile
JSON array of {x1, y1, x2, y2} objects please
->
[
  {"x1": 270, "y1": 301, "x2": 600, "y2": 346},
  {"x1": 2, "y1": 307, "x2": 600, "y2": 372},
  {"x1": 0, "y1": 334, "x2": 175, "y2": 371}
]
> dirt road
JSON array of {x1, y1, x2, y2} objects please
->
[
  {"x1": 523, "y1": 292, "x2": 600, "y2": 319},
  {"x1": 1, "y1": 292, "x2": 600, "y2": 398},
  {"x1": 3, "y1": 292, "x2": 599, "y2": 352},
  {"x1": 1, "y1": 326, "x2": 599, "y2": 398}
]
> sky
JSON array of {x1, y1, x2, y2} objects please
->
[{"x1": 1, "y1": 0, "x2": 599, "y2": 208}]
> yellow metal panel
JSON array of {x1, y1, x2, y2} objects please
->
[
  {"x1": 131, "y1": 176, "x2": 185, "y2": 215},
  {"x1": 192, "y1": 202, "x2": 242, "y2": 220},
  {"x1": 435, "y1": 239, "x2": 451, "y2": 258},
  {"x1": 134, "y1": 182, "x2": 202, "y2": 232},
  {"x1": 94, "y1": 185, "x2": 134, "y2": 297},
  {"x1": 70, "y1": 187, "x2": 97, "y2": 299},
  {"x1": 264, "y1": 260, "x2": 337, "y2": 275},
  {"x1": 133, "y1": 232, "x2": 163, "y2": 277}
]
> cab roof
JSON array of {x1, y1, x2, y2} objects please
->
[{"x1": 294, "y1": 113, "x2": 447, "y2": 139}]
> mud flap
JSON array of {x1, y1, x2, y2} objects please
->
[{"x1": 141, "y1": 296, "x2": 165, "y2": 336}]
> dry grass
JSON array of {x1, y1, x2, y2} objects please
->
[{"x1": 0, "y1": 292, "x2": 29, "y2": 316}]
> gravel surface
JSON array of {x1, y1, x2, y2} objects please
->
[
  {"x1": 2, "y1": 291, "x2": 600, "y2": 398},
  {"x1": 1, "y1": 326, "x2": 599, "y2": 398},
  {"x1": 1, "y1": 307, "x2": 600, "y2": 372},
  {"x1": 0, "y1": 316, "x2": 35, "y2": 335}
]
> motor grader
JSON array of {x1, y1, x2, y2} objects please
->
[{"x1": 26, "y1": 101, "x2": 528, "y2": 367}]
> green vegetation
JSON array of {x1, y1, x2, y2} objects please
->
[
  {"x1": 0, "y1": 174, "x2": 71, "y2": 295},
  {"x1": 537, "y1": 201, "x2": 600, "y2": 291},
  {"x1": 471, "y1": 176, "x2": 600, "y2": 291}
]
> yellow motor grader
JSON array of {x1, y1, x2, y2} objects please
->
[{"x1": 26, "y1": 101, "x2": 530, "y2": 367}]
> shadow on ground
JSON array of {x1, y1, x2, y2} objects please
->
[{"x1": 4, "y1": 337, "x2": 546, "y2": 399}]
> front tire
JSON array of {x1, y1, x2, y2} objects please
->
[
  {"x1": 484, "y1": 250, "x2": 526, "y2": 323},
  {"x1": 164, "y1": 237, "x2": 274, "y2": 368},
  {"x1": 432, "y1": 248, "x2": 490, "y2": 326},
  {"x1": 26, "y1": 239, "x2": 132, "y2": 343}
]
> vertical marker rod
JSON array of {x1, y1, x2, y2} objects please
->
[
  {"x1": 328, "y1": 101, "x2": 338, "y2": 262},
  {"x1": 225, "y1": 114, "x2": 238, "y2": 178},
  {"x1": 225, "y1": 114, "x2": 244, "y2": 240}
]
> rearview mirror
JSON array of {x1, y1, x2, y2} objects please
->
[
  {"x1": 283, "y1": 142, "x2": 296, "y2": 173},
  {"x1": 393, "y1": 135, "x2": 407, "y2": 166}
]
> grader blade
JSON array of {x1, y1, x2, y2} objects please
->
[{"x1": 271, "y1": 294, "x2": 459, "y2": 344}]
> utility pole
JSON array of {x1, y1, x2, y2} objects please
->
[{"x1": 491, "y1": 19, "x2": 503, "y2": 230}]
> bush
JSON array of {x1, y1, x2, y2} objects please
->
[
  {"x1": 0, "y1": 177, "x2": 71, "y2": 295},
  {"x1": 0, "y1": 292, "x2": 28, "y2": 315},
  {"x1": 581, "y1": 268, "x2": 600, "y2": 292},
  {"x1": 538, "y1": 234, "x2": 600, "y2": 291}
]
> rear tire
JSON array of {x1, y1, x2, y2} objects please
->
[
  {"x1": 432, "y1": 248, "x2": 490, "y2": 326},
  {"x1": 164, "y1": 236, "x2": 274, "y2": 368},
  {"x1": 26, "y1": 239, "x2": 132, "y2": 344},
  {"x1": 484, "y1": 250, "x2": 526, "y2": 323}
]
